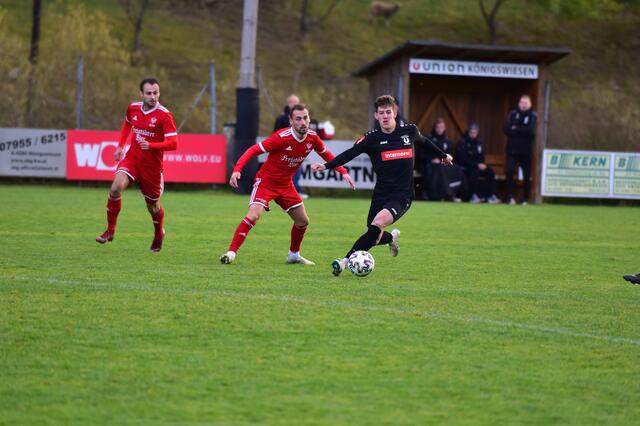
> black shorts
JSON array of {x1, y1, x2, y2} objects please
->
[{"x1": 367, "y1": 196, "x2": 412, "y2": 225}]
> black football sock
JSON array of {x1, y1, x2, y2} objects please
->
[
  {"x1": 377, "y1": 231, "x2": 392, "y2": 245},
  {"x1": 345, "y1": 225, "x2": 383, "y2": 258}
]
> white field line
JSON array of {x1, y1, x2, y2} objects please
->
[{"x1": 5, "y1": 275, "x2": 640, "y2": 347}]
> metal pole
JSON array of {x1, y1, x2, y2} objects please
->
[
  {"x1": 209, "y1": 61, "x2": 216, "y2": 134},
  {"x1": 234, "y1": 0, "x2": 260, "y2": 194},
  {"x1": 238, "y1": 0, "x2": 258, "y2": 88},
  {"x1": 75, "y1": 55, "x2": 83, "y2": 129}
]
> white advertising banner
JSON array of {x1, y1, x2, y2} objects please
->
[
  {"x1": 0, "y1": 128, "x2": 67, "y2": 178},
  {"x1": 409, "y1": 58, "x2": 538, "y2": 80},
  {"x1": 542, "y1": 149, "x2": 640, "y2": 199},
  {"x1": 257, "y1": 139, "x2": 375, "y2": 189}
]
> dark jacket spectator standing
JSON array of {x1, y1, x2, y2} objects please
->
[
  {"x1": 504, "y1": 95, "x2": 537, "y2": 205},
  {"x1": 456, "y1": 123, "x2": 500, "y2": 203},
  {"x1": 418, "y1": 118, "x2": 464, "y2": 201},
  {"x1": 274, "y1": 94, "x2": 308, "y2": 198}
]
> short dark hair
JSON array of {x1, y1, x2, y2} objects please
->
[
  {"x1": 289, "y1": 103, "x2": 308, "y2": 117},
  {"x1": 139, "y1": 78, "x2": 160, "y2": 92},
  {"x1": 374, "y1": 95, "x2": 397, "y2": 111}
]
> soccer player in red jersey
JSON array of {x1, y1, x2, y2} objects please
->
[
  {"x1": 220, "y1": 104, "x2": 355, "y2": 265},
  {"x1": 96, "y1": 78, "x2": 178, "y2": 252}
]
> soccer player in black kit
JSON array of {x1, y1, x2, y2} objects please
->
[{"x1": 312, "y1": 95, "x2": 453, "y2": 276}]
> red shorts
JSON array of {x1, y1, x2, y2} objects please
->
[
  {"x1": 116, "y1": 158, "x2": 164, "y2": 201},
  {"x1": 249, "y1": 178, "x2": 303, "y2": 212}
]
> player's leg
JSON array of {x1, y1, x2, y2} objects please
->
[
  {"x1": 139, "y1": 171, "x2": 166, "y2": 252},
  {"x1": 285, "y1": 204, "x2": 314, "y2": 265},
  {"x1": 332, "y1": 198, "x2": 407, "y2": 276},
  {"x1": 145, "y1": 198, "x2": 165, "y2": 252},
  {"x1": 96, "y1": 171, "x2": 130, "y2": 244},
  {"x1": 220, "y1": 203, "x2": 265, "y2": 264}
]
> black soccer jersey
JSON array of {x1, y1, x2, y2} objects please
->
[{"x1": 324, "y1": 122, "x2": 447, "y2": 199}]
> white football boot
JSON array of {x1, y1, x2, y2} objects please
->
[
  {"x1": 389, "y1": 229, "x2": 401, "y2": 257},
  {"x1": 286, "y1": 253, "x2": 315, "y2": 265},
  {"x1": 331, "y1": 258, "x2": 348, "y2": 276},
  {"x1": 219, "y1": 251, "x2": 236, "y2": 264}
]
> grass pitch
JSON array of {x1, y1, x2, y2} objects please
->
[{"x1": 1, "y1": 184, "x2": 639, "y2": 425}]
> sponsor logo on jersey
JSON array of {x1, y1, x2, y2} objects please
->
[
  {"x1": 380, "y1": 140, "x2": 388, "y2": 145},
  {"x1": 402, "y1": 135, "x2": 411, "y2": 145},
  {"x1": 306, "y1": 143, "x2": 312, "y2": 150},
  {"x1": 382, "y1": 148, "x2": 413, "y2": 161},
  {"x1": 150, "y1": 117, "x2": 157, "y2": 127},
  {"x1": 285, "y1": 146, "x2": 293, "y2": 151},
  {"x1": 133, "y1": 116, "x2": 138, "y2": 121}
]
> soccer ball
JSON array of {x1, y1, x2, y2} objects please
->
[{"x1": 347, "y1": 250, "x2": 375, "y2": 277}]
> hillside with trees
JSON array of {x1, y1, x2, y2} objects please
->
[{"x1": 0, "y1": 0, "x2": 638, "y2": 151}]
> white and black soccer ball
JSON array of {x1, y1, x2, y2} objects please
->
[{"x1": 347, "y1": 250, "x2": 375, "y2": 277}]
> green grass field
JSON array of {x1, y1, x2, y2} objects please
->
[{"x1": 1, "y1": 183, "x2": 639, "y2": 425}]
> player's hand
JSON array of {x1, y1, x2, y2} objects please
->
[
  {"x1": 343, "y1": 173, "x2": 356, "y2": 190},
  {"x1": 478, "y1": 163, "x2": 487, "y2": 171},
  {"x1": 138, "y1": 140, "x2": 150, "y2": 150},
  {"x1": 114, "y1": 147, "x2": 124, "y2": 162},
  {"x1": 442, "y1": 154, "x2": 453, "y2": 166},
  {"x1": 311, "y1": 163, "x2": 326, "y2": 172},
  {"x1": 229, "y1": 171, "x2": 241, "y2": 189}
]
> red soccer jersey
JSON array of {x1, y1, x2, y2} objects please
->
[
  {"x1": 123, "y1": 102, "x2": 177, "y2": 171},
  {"x1": 251, "y1": 128, "x2": 328, "y2": 187}
]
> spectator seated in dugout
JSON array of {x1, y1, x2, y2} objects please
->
[
  {"x1": 455, "y1": 123, "x2": 500, "y2": 204},
  {"x1": 416, "y1": 118, "x2": 465, "y2": 201}
]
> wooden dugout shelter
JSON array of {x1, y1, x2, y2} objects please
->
[{"x1": 353, "y1": 40, "x2": 570, "y2": 202}]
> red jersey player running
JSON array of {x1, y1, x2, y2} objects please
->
[
  {"x1": 96, "y1": 78, "x2": 178, "y2": 252},
  {"x1": 220, "y1": 104, "x2": 355, "y2": 265}
]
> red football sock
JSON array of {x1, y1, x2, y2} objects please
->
[
  {"x1": 152, "y1": 207, "x2": 164, "y2": 239},
  {"x1": 229, "y1": 217, "x2": 255, "y2": 252},
  {"x1": 106, "y1": 195, "x2": 121, "y2": 233},
  {"x1": 290, "y1": 224, "x2": 307, "y2": 253}
]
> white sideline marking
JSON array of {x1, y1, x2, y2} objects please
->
[{"x1": 7, "y1": 275, "x2": 640, "y2": 347}]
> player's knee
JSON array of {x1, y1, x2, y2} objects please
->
[
  {"x1": 109, "y1": 188, "x2": 122, "y2": 198},
  {"x1": 146, "y1": 202, "x2": 160, "y2": 215},
  {"x1": 246, "y1": 212, "x2": 261, "y2": 223},
  {"x1": 295, "y1": 217, "x2": 309, "y2": 228},
  {"x1": 370, "y1": 219, "x2": 386, "y2": 230}
]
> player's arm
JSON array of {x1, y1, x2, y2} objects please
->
[
  {"x1": 415, "y1": 126, "x2": 453, "y2": 165},
  {"x1": 115, "y1": 118, "x2": 132, "y2": 161},
  {"x1": 312, "y1": 136, "x2": 368, "y2": 172},
  {"x1": 230, "y1": 136, "x2": 278, "y2": 188},
  {"x1": 316, "y1": 145, "x2": 356, "y2": 189}
]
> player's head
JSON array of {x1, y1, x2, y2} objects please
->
[
  {"x1": 139, "y1": 78, "x2": 160, "y2": 109},
  {"x1": 518, "y1": 94, "x2": 532, "y2": 111},
  {"x1": 374, "y1": 95, "x2": 398, "y2": 133},
  {"x1": 433, "y1": 117, "x2": 446, "y2": 136},
  {"x1": 289, "y1": 104, "x2": 310, "y2": 135},
  {"x1": 468, "y1": 122, "x2": 479, "y2": 139},
  {"x1": 286, "y1": 94, "x2": 300, "y2": 109}
]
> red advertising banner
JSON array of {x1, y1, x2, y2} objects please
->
[{"x1": 66, "y1": 130, "x2": 227, "y2": 183}]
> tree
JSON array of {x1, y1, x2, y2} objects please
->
[
  {"x1": 299, "y1": 0, "x2": 340, "y2": 36},
  {"x1": 479, "y1": 0, "x2": 506, "y2": 44},
  {"x1": 119, "y1": 0, "x2": 152, "y2": 65}
]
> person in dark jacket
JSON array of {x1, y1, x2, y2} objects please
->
[
  {"x1": 504, "y1": 94, "x2": 537, "y2": 205},
  {"x1": 274, "y1": 94, "x2": 308, "y2": 198},
  {"x1": 418, "y1": 118, "x2": 463, "y2": 201},
  {"x1": 455, "y1": 123, "x2": 500, "y2": 204}
]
